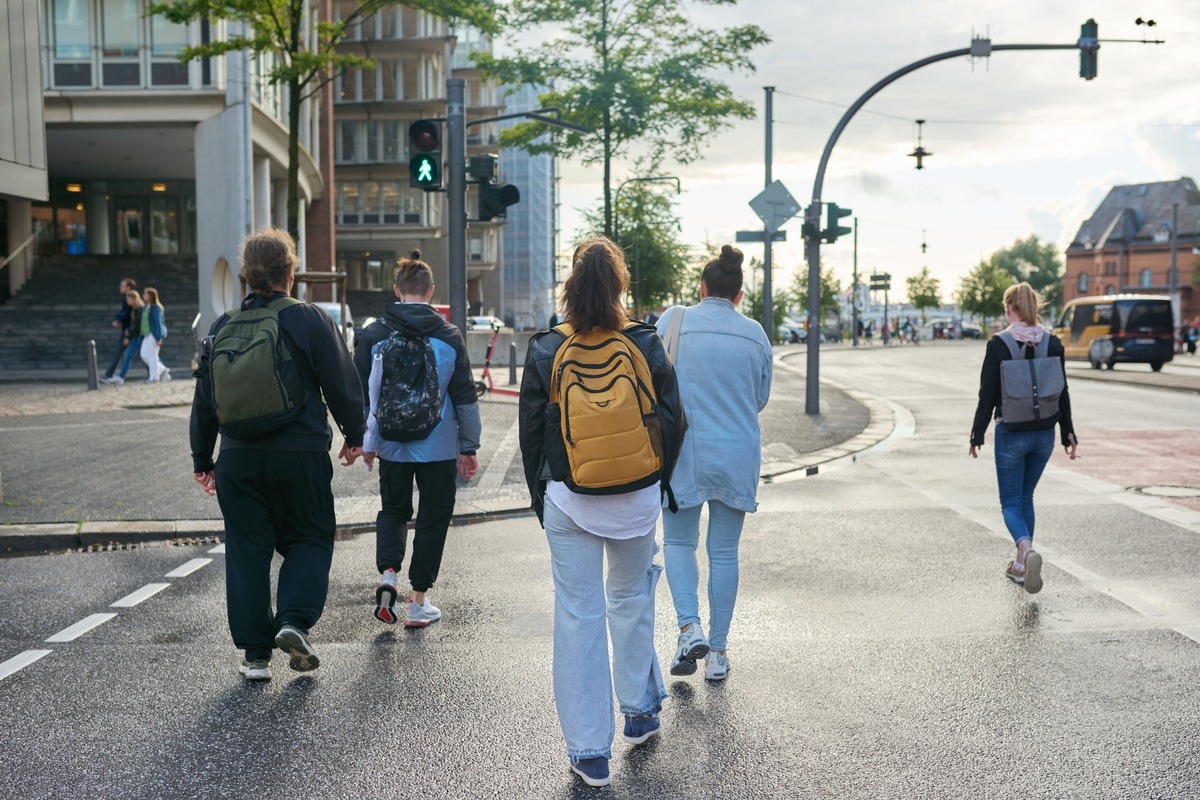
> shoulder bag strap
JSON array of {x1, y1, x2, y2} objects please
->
[{"x1": 660, "y1": 306, "x2": 685, "y2": 364}]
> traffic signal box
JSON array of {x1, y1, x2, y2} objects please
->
[
  {"x1": 409, "y1": 120, "x2": 442, "y2": 189},
  {"x1": 1079, "y1": 18, "x2": 1099, "y2": 80},
  {"x1": 822, "y1": 203, "x2": 853, "y2": 244},
  {"x1": 471, "y1": 154, "x2": 520, "y2": 221}
]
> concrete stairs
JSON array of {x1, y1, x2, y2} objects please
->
[{"x1": 0, "y1": 255, "x2": 200, "y2": 373}]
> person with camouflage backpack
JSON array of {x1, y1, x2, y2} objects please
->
[{"x1": 353, "y1": 250, "x2": 481, "y2": 629}]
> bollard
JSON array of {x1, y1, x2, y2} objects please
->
[
  {"x1": 508, "y1": 342, "x2": 518, "y2": 385},
  {"x1": 87, "y1": 339, "x2": 99, "y2": 390}
]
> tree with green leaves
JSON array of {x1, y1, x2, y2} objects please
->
[
  {"x1": 149, "y1": 0, "x2": 497, "y2": 242},
  {"x1": 955, "y1": 259, "x2": 1011, "y2": 326},
  {"x1": 987, "y1": 235, "x2": 1063, "y2": 310},
  {"x1": 789, "y1": 263, "x2": 841, "y2": 323},
  {"x1": 475, "y1": 0, "x2": 768, "y2": 238},
  {"x1": 905, "y1": 266, "x2": 942, "y2": 322},
  {"x1": 582, "y1": 177, "x2": 690, "y2": 310}
]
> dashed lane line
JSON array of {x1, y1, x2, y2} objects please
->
[
  {"x1": 208, "y1": 544, "x2": 226, "y2": 554},
  {"x1": 45, "y1": 613, "x2": 118, "y2": 643},
  {"x1": 2, "y1": 554, "x2": 217, "y2": 683},
  {"x1": 165, "y1": 558, "x2": 212, "y2": 578},
  {"x1": 0, "y1": 650, "x2": 52, "y2": 681},
  {"x1": 111, "y1": 583, "x2": 171, "y2": 608}
]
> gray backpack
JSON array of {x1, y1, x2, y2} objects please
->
[{"x1": 997, "y1": 332, "x2": 1064, "y2": 428}]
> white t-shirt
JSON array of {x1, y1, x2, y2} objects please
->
[{"x1": 545, "y1": 480, "x2": 661, "y2": 540}]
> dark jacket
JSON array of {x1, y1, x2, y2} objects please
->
[
  {"x1": 353, "y1": 301, "x2": 482, "y2": 459},
  {"x1": 126, "y1": 306, "x2": 144, "y2": 343},
  {"x1": 189, "y1": 292, "x2": 367, "y2": 473},
  {"x1": 113, "y1": 299, "x2": 133, "y2": 336},
  {"x1": 518, "y1": 322, "x2": 687, "y2": 524},
  {"x1": 970, "y1": 333, "x2": 1076, "y2": 447}
]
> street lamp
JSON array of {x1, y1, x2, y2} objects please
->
[{"x1": 614, "y1": 176, "x2": 682, "y2": 317}]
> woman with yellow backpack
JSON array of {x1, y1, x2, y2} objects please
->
[{"x1": 519, "y1": 237, "x2": 686, "y2": 788}]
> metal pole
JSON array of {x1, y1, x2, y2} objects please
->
[
  {"x1": 86, "y1": 340, "x2": 99, "y2": 390},
  {"x1": 852, "y1": 216, "x2": 859, "y2": 347},
  {"x1": 447, "y1": 79, "x2": 467, "y2": 335},
  {"x1": 1169, "y1": 202, "x2": 1179, "y2": 292},
  {"x1": 762, "y1": 86, "x2": 774, "y2": 337},
  {"x1": 508, "y1": 341, "x2": 518, "y2": 385},
  {"x1": 803, "y1": 39, "x2": 1080, "y2": 415}
]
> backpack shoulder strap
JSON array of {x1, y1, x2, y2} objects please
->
[
  {"x1": 996, "y1": 331, "x2": 1022, "y2": 360},
  {"x1": 266, "y1": 296, "x2": 303, "y2": 313},
  {"x1": 660, "y1": 306, "x2": 685, "y2": 364},
  {"x1": 1033, "y1": 333, "x2": 1050, "y2": 358},
  {"x1": 552, "y1": 323, "x2": 574, "y2": 338}
]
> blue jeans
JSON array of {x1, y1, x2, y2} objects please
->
[
  {"x1": 993, "y1": 423, "x2": 1055, "y2": 546},
  {"x1": 662, "y1": 501, "x2": 745, "y2": 651},
  {"x1": 118, "y1": 337, "x2": 145, "y2": 379},
  {"x1": 544, "y1": 496, "x2": 666, "y2": 760}
]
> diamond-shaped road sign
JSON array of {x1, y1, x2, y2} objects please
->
[{"x1": 749, "y1": 180, "x2": 801, "y2": 234}]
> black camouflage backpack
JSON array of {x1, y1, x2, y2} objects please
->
[
  {"x1": 207, "y1": 296, "x2": 308, "y2": 439},
  {"x1": 375, "y1": 320, "x2": 442, "y2": 442}
]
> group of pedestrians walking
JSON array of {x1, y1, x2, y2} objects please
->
[
  {"x1": 99, "y1": 276, "x2": 171, "y2": 384},
  {"x1": 186, "y1": 226, "x2": 1078, "y2": 790}
]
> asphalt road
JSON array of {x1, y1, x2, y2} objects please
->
[{"x1": 2, "y1": 341, "x2": 1200, "y2": 798}]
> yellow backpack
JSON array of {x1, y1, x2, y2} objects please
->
[{"x1": 548, "y1": 323, "x2": 663, "y2": 493}]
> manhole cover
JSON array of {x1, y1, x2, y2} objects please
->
[{"x1": 1132, "y1": 485, "x2": 1200, "y2": 499}]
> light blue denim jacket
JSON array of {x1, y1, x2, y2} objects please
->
[{"x1": 656, "y1": 298, "x2": 772, "y2": 512}]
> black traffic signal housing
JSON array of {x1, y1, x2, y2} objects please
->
[
  {"x1": 822, "y1": 202, "x2": 852, "y2": 244},
  {"x1": 479, "y1": 181, "x2": 520, "y2": 221},
  {"x1": 1079, "y1": 18, "x2": 1098, "y2": 80},
  {"x1": 409, "y1": 120, "x2": 442, "y2": 189}
]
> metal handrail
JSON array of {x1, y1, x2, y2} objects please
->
[{"x1": 0, "y1": 222, "x2": 47, "y2": 272}]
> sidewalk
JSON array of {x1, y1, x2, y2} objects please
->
[{"x1": 0, "y1": 360, "x2": 890, "y2": 556}]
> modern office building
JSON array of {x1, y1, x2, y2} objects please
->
[
  {"x1": 332, "y1": 16, "x2": 506, "y2": 318},
  {"x1": 499, "y1": 84, "x2": 556, "y2": 331}
]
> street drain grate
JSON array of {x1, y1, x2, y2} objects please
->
[{"x1": 1131, "y1": 485, "x2": 1200, "y2": 499}]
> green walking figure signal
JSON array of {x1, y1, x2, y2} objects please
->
[{"x1": 409, "y1": 120, "x2": 443, "y2": 189}]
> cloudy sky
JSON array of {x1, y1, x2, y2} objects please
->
[{"x1": 545, "y1": 0, "x2": 1200, "y2": 304}]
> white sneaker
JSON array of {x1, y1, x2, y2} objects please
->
[
  {"x1": 374, "y1": 569, "x2": 400, "y2": 624},
  {"x1": 670, "y1": 623, "x2": 710, "y2": 676},
  {"x1": 404, "y1": 597, "x2": 442, "y2": 627},
  {"x1": 704, "y1": 650, "x2": 730, "y2": 682},
  {"x1": 160, "y1": 368, "x2": 172, "y2": 382},
  {"x1": 99, "y1": 376, "x2": 123, "y2": 385},
  {"x1": 239, "y1": 658, "x2": 272, "y2": 681}
]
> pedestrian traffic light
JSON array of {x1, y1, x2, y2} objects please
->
[
  {"x1": 479, "y1": 182, "x2": 520, "y2": 221},
  {"x1": 1079, "y1": 18, "x2": 1099, "y2": 80},
  {"x1": 822, "y1": 202, "x2": 852, "y2": 244},
  {"x1": 408, "y1": 120, "x2": 442, "y2": 189}
]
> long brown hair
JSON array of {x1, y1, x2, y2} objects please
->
[
  {"x1": 561, "y1": 237, "x2": 629, "y2": 333},
  {"x1": 143, "y1": 287, "x2": 163, "y2": 309}
]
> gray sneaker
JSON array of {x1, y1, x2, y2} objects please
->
[
  {"x1": 274, "y1": 624, "x2": 320, "y2": 671},
  {"x1": 404, "y1": 597, "x2": 442, "y2": 628},
  {"x1": 239, "y1": 658, "x2": 272, "y2": 681},
  {"x1": 670, "y1": 624, "x2": 710, "y2": 676},
  {"x1": 704, "y1": 650, "x2": 730, "y2": 682}
]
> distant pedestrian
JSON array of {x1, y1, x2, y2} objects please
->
[
  {"x1": 656, "y1": 245, "x2": 772, "y2": 683},
  {"x1": 519, "y1": 237, "x2": 685, "y2": 788},
  {"x1": 101, "y1": 277, "x2": 137, "y2": 382},
  {"x1": 1187, "y1": 318, "x2": 1198, "y2": 356},
  {"x1": 880, "y1": 320, "x2": 890, "y2": 346},
  {"x1": 139, "y1": 287, "x2": 170, "y2": 383},
  {"x1": 354, "y1": 249, "x2": 482, "y2": 629},
  {"x1": 970, "y1": 282, "x2": 1078, "y2": 594},
  {"x1": 190, "y1": 227, "x2": 367, "y2": 682},
  {"x1": 101, "y1": 289, "x2": 148, "y2": 384}
]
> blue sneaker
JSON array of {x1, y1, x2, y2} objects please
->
[
  {"x1": 622, "y1": 713, "x2": 660, "y2": 745},
  {"x1": 569, "y1": 756, "x2": 610, "y2": 787}
]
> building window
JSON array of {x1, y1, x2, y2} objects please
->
[
  {"x1": 337, "y1": 181, "x2": 423, "y2": 226},
  {"x1": 101, "y1": 0, "x2": 141, "y2": 86},
  {"x1": 1105, "y1": 284, "x2": 1116, "y2": 295},
  {"x1": 48, "y1": 0, "x2": 190, "y2": 89},
  {"x1": 1140, "y1": 268, "x2": 1152, "y2": 287},
  {"x1": 1077, "y1": 272, "x2": 1088, "y2": 293},
  {"x1": 150, "y1": 16, "x2": 189, "y2": 85}
]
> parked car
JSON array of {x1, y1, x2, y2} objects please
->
[
  {"x1": 467, "y1": 315, "x2": 505, "y2": 331},
  {"x1": 315, "y1": 301, "x2": 356, "y2": 353},
  {"x1": 777, "y1": 317, "x2": 807, "y2": 343},
  {"x1": 960, "y1": 322, "x2": 983, "y2": 339}
]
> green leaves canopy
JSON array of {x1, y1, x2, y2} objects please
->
[
  {"x1": 476, "y1": 0, "x2": 768, "y2": 236},
  {"x1": 955, "y1": 259, "x2": 1011, "y2": 323},
  {"x1": 905, "y1": 266, "x2": 942, "y2": 321}
]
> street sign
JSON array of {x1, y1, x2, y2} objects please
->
[
  {"x1": 749, "y1": 180, "x2": 801, "y2": 234},
  {"x1": 735, "y1": 230, "x2": 787, "y2": 243},
  {"x1": 870, "y1": 282, "x2": 890, "y2": 291},
  {"x1": 869, "y1": 273, "x2": 890, "y2": 282}
]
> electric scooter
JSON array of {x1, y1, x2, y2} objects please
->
[{"x1": 474, "y1": 321, "x2": 520, "y2": 398}]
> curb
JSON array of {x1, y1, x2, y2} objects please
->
[
  {"x1": 1065, "y1": 370, "x2": 1200, "y2": 395},
  {"x1": 0, "y1": 366, "x2": 898, "y2": 558}
]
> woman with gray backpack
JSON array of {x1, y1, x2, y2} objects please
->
[{"x1": 969, "y1": 282, "x2": 1078, "y2": 594}]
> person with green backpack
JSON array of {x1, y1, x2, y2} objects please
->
[{"x1": 189, "y1": 227, "x2": 367, "y2": 682}]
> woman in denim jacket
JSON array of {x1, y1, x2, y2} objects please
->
[{"x1": 656, "y1": 245, "x2": 773, "y2": 681}]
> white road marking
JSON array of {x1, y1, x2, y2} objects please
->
[
  {"x1": 110, "y1": 583, "x2": 171, "y2": 608},
  {"x1": 165, "y1": 558, "x2": 212, "y2": 578},
  {"x1": 207, "y1": 544, "x2": 226, "y2": 554},
  {"x1": 45, "y1": 613, "x2": 118, "y2": 643},
  {"x1": 0, "y1": 650, "x2": 52, "y2": 681},
  {"x1": 475, "y1": 418, "x2": 521, "y2": 492}
]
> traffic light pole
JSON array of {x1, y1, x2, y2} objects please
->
[
  {"x1": 803, "y1": 35, "x2": 1090, "y2": 415},
  {"x1": 762, "y1": 86, "x2": 774, "y2": 338},
  {"x1": 447, "y1": 79, "x2": 467, "y2": 336},
  {"x1": 852, "y1": 217, "x2": 859, "y2": 348}
]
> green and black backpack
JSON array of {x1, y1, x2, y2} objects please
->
[{"x1": 207, "y1": 296, "x2": 308, "y2": 439}]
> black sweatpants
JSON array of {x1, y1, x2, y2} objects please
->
[
  {"x1": 376, "y1": 458, "x2": 457, "y2": 592},
  {"x1": 215, "y1": 448, "x2": 336, "y2": 661}
]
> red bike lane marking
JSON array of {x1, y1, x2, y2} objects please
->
[{"x1": 1056, "y1": 430, "x2": 1200, "y2": 513}]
